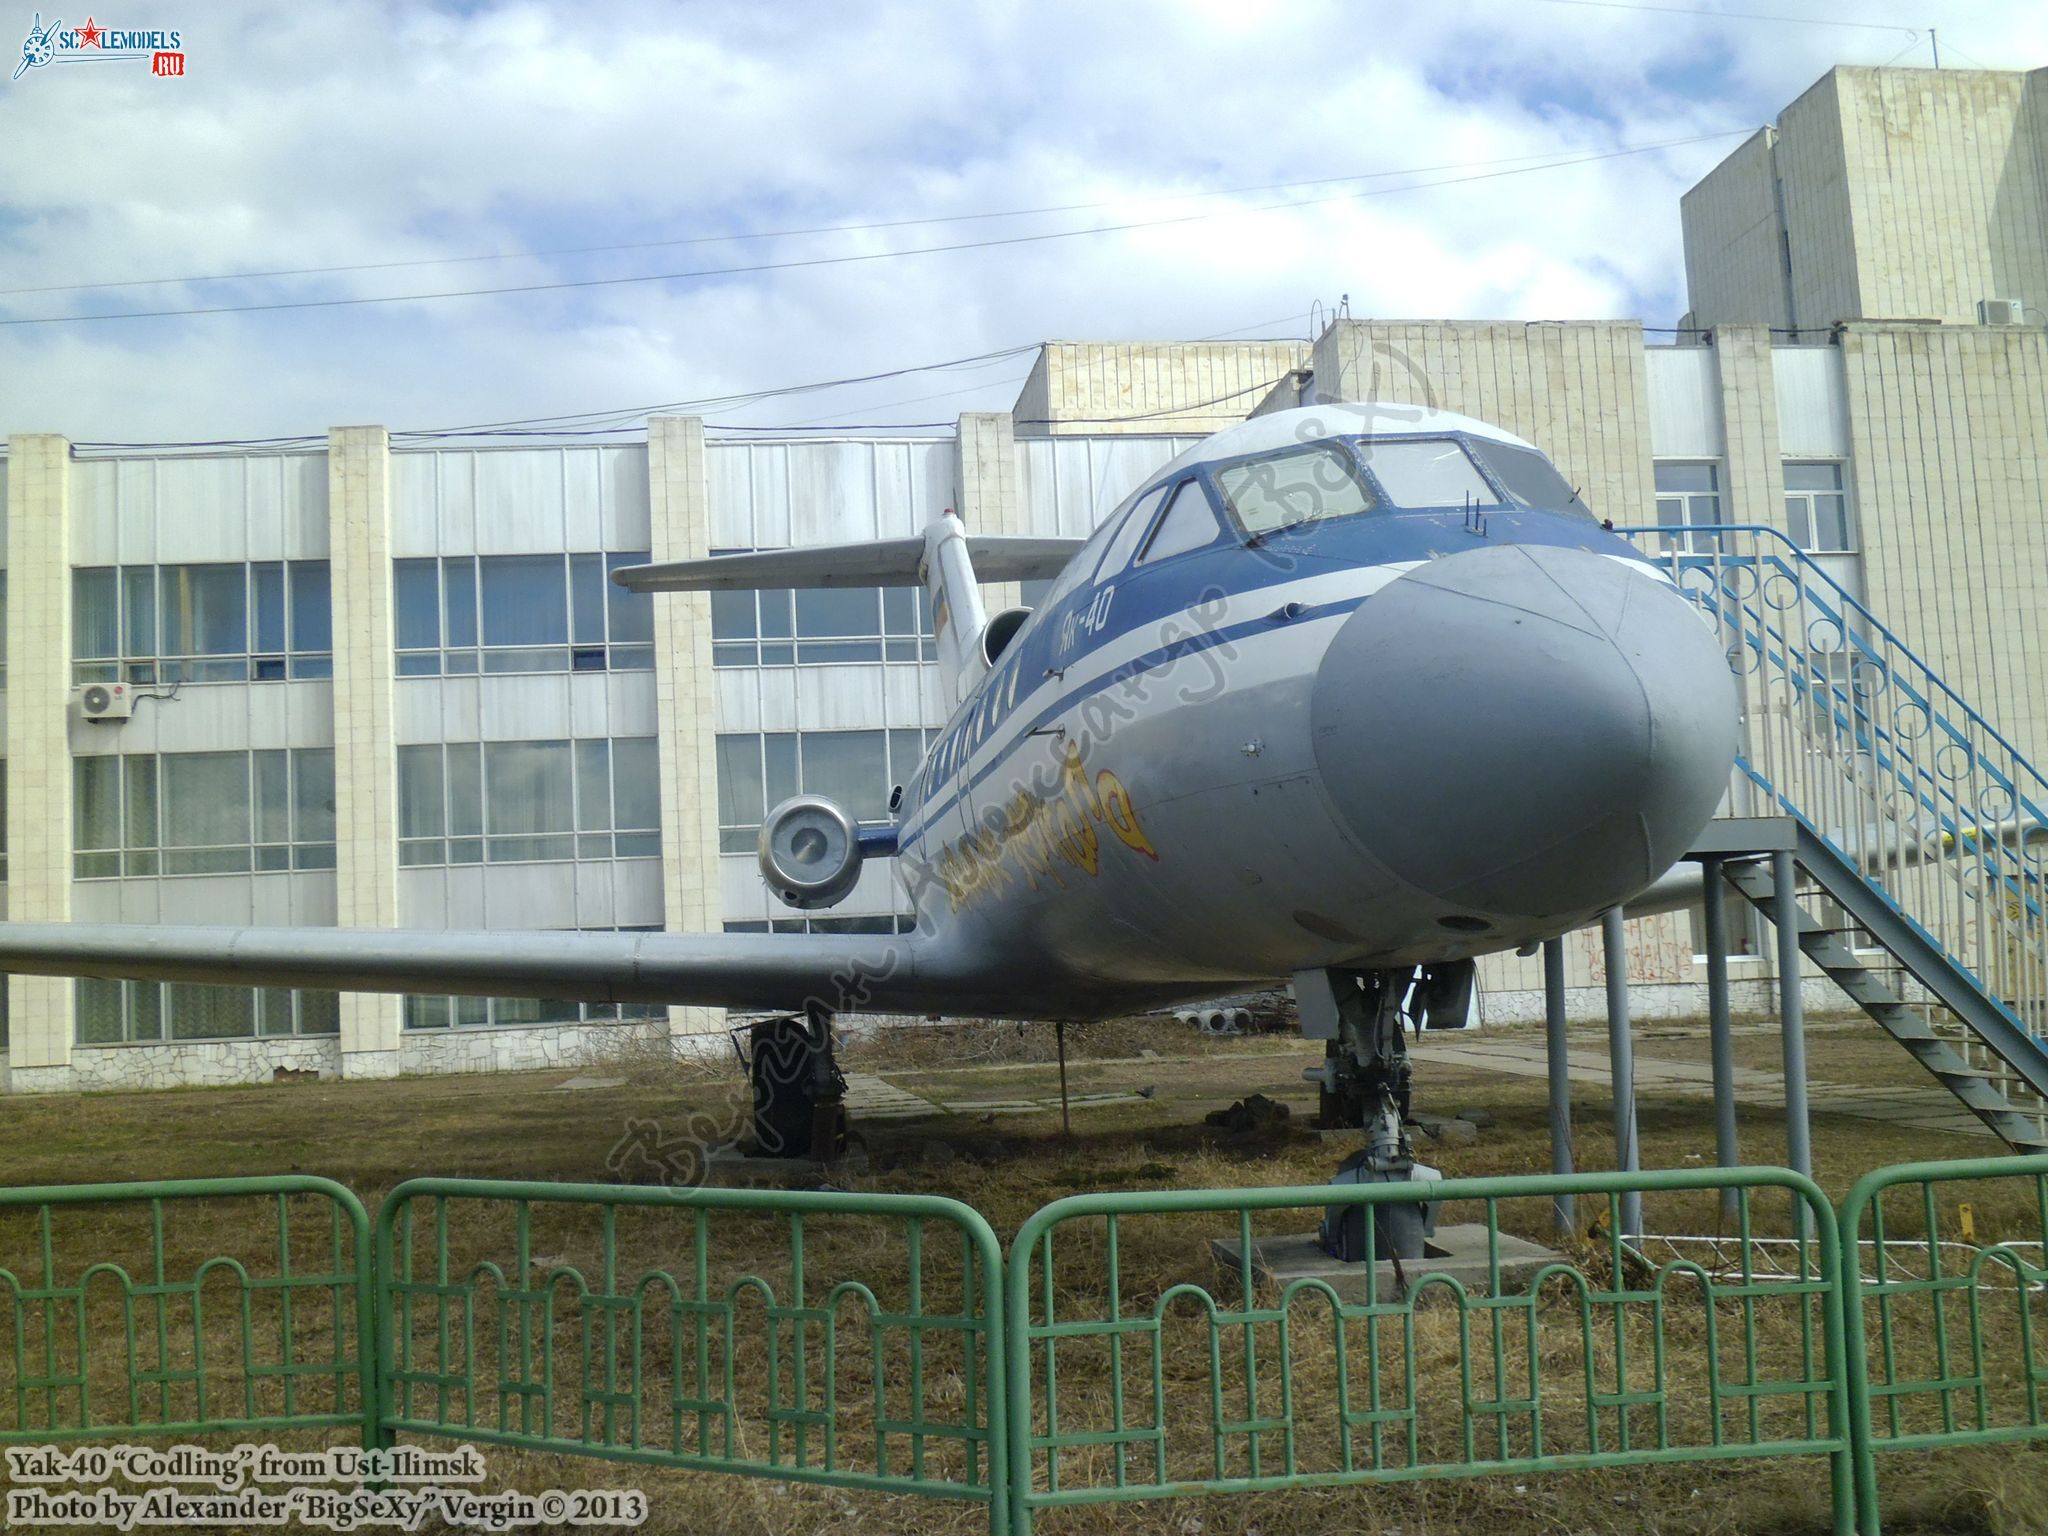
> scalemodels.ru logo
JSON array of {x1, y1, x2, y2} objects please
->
[{"x1": 12, "y1": 12, "x2": 186, "y2": 81}]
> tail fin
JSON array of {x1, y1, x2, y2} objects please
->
[{"x1": 613, "y1": 520, "x2": 1082, "y2": 704}]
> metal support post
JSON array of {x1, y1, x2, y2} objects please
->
[
  {"x1": 1543, "y1": 937, "x2": 1574, "y2": 1235},
  {"x1": 1772, "y1": 850, "x2": 1813, "y2": 1232},
  {"x1": 1602, "y1": 906, "x2": 1641, "y2": 1238},
  {"x1": 1702, "y1": 855, "x2": 1740, "y2": 1220}
]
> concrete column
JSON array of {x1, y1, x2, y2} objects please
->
[
  {"x1": 1602, "y1": 906, "x2": 1642, "y2": 1238},
  {"x1": 5, "y1": 434, "x2": 76, "y2": 1091},
  {"x1": 647, "y1": 416, "x2": 724, "y2": 1046},
  {"x1": 328, "y1": 427, "x2": 402, "y2": 1079},
  {"x1": 1711, "y1": 323, "x2": 1788, "y2": 536},
  {"x1": 956, "y1": 412, "x2": 1023, "y2": 611}
]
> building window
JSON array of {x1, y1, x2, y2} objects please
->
[
  {"x1": 713, "y1": 729, "x2": 928, "y2": 853},
  {"x1": 75, "y1": 977, "x2": 340, "y2": 1043},
  {"x1": 1653, "y1": 462, "x2": 1724, "y2": 550},
  {"x1": 73, "y1": 562, "x2": 332, "y2": 685},
  {"x1": 401, "y1": 995, "x2": 669, "y2": 1030},
  {"x1": 1784, "y1": 462, "x2": 1853, "y2": 552},
  {"x1": 397, "y1": 736, "x2": 660, "y2": 866},
  {"x1": 709, "y1": 555, "x2": 936, "y2": 668},
  {"x1": 403, "y1": 926, "x2": 666, "y2": 1029},
  {"x1": 393, "y1": 553, "x2": 654, "y2": 676},
  {"x1": 724, "y1": 915, "x2": 917, "y2": 935},
  {"x1": 74, "y1": 749, "x2": 335, "y2": 877}
]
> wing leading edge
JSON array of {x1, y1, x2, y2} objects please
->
[{"x1": 0, "y1": 923, "x2": 956, "y2": 1016}]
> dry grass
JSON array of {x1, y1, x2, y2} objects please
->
[{"x1": 0, "y1": 1015, "x2": 2043, "y2": 1535}]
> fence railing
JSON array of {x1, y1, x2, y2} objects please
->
[
  {"x1": 376, "y1": 1178, "x2": 1006, "y2": 1513},
  {"x1": 0, "y1": 1176, "x2": 374, "y2": 1447},
  {"x1": 1840, "y1": 1153, "x2": 2048, "y2": 1535},
  {"x1": 2, "y1": 1162, "x2": 2044, "y2": 1535},
  {"x1": 1620, "y1": 526, "x2": 2048, "y2": 1082},
  {"x1": 1005, "y1": 1167, "x2": 1852, "y2": 1534}
]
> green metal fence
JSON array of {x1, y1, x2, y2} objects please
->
[
  {"x1": 1005, "y1": 1167, "x2": 1853, "y2": 1535},
  {"x1": 1840, "y1": 1151, "x2": 2048, "y2": 1535},
  {"x1": 375, "y1": 1178, "x2": 1007, "y2": 1524},
  {"x1": 0, "y1": 1176, "x2": 374, "y2": 1447},
  {"x1": 5, "y1": 1161, "x2": 2047, "y2": 1533}
]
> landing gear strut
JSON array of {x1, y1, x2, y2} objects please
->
[
  {"x1": 1300, "y1": 963, "x2": 1472, "y2": 1261},
  {"x1": 741, "y1": 1001, "x2": 847, "y2": 1161}
]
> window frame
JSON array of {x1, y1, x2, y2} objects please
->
[
  {"x1": 73, "y1": 748, "x2": 337, "y2": 879},
  {"x1": 1653, "y1": 460, "x2": 1727, "y2": 553},
  {"x1": 396, "y1": 736, "x2": 662, "y2": 868},
  {"x1": 1208, "y1": 440, "x2": 1381, "y2": 541},
  {"x1": 713, "y1": 728, "x2": 930, "y2": 853},
  {"x1": 72, "y1": 560, "x2": 334, "y2": 687},
  {"x1": 393, "y1": 552, "x2": 657, "y2": 677},
  {"x1": 1783, "y1": 460, "x2": 1855, "y2": 554},
  {"x1": 707, "y1": 548, "x2": 937, "y2": 669}
]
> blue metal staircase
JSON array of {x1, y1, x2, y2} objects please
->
[{"x1": 1623, "y1": 526, "x2": 2048, "y2": 1151}]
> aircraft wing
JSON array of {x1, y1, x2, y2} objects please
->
[
  {"x1": 613, "y1": 535, "x2": 1085, "y2": 593},
  {"x1": 0, "y1": 922, "x2": 956, "y2": 1016}
]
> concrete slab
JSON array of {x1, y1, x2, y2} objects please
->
[
  {"x1": 1210, "y1": 1223, "x2": 1566, "y2": 1305},
  {"x1": 841, "y1": 1073, "x2": 942, "y2": 1120},
  {"x1": 551, "y1": 1073, "x2": 629, "y2": 1091},
  {"x1": 704, "y1": 1143, "x2": 870, "y2": 1187}
]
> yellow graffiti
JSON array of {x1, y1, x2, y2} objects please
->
[{"x1": 932, "y1": 741, "x2": 1158, "y2": 911}]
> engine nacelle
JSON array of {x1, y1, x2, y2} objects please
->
[{"x1": 758, "y1": 795, "x2": 864, "y2": 910}]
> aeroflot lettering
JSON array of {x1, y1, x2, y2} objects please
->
[{"x1": 932, "y1": 741, "x2": 1156, "y2": 910}]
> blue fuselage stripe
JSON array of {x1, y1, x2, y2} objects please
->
[{"x1": 897, "y1": 509, "x2": 1649, "y2": 856}]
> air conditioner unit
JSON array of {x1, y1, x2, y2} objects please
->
[
  {"x1": 1978, "y1": 297, "x2": 2026, "y2": 326},
  {"x1": 78, "y1": 682, "x2": 133, "y2": 722}
]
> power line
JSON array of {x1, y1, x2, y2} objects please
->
[
  {"x1": 0, "y1": 144, "x2": 1722, "y2": 302},
  {"x1": 1523, "y1": 0, "x2": 1917, "y2": 32},
  {"x1": 1, "y1": 131, "x2": 1746, "y2": 329},
  {"x1": 395, "y1": 344, "x2": 1044, "y2": 437}
]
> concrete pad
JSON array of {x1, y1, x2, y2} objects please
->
[
  {"x1": 704, "y1": 1143, "x2": 871, "y2": 1187},
  {"x1": 551, "y1": 1073, "x2": 628, "y2": 1091},
  {"x1": 841, "y1": 1073, "x2": 942, "y2": 1120},
  {"x1": 1210, "y1": 1223, "x2": 1566, "y2": 1304}
]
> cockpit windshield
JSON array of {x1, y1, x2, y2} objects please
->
[
  {"x1": 1355, "y1": 438, "x2": 1500, "y2": 508},
  {"x1": 1213, "y1": 444, "x2": 1376, "y2": 538},
  {"x1": 1466, "y1": 438, "x2": 1595, "y2": 519}
]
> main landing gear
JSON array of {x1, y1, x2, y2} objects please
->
[
  {"x1": 1300, "y1": 962, "x2": 1474, "y2": 1261},
  {"x1": 740, "y1": 1001, "x2": 847, "y2": 1161}
]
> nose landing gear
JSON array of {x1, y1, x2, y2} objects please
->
[{"x1": 1299, "y1": 963, "x2": 1472, "y2": 1261}]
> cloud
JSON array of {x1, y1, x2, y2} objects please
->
[{"x1": 0, "y1": 0, "x2": 2041, "y2": 440}]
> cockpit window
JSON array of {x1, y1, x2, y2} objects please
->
[
  {"x1": 1094, "y1": 483, "x2": 1166, "y2": 578},
  {"x1": 1467, "y1": 439, "x2": 1594, "y2": 518},
  {"x1": 1040, "y1": 488, "x2": 1155, "y2": 611},
  {"x1": 1356, "y1": 438, "x2": 1500, "y2": 509},
  {"x1": 1137, "y1": 480, "x2": 1220, "y2": 563},
  {"x1": 1214, "y1": 444, "x2": 1376, "y2": 538}
]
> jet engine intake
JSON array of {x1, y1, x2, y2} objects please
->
[{"x1": 758, "y1": 795, "x2": 864, "y2": 910}]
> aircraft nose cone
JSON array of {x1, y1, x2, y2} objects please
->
[{"x1": 1311, "y1": 544, "x2": 1738, "y2": 921}]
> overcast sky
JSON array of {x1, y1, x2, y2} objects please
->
[{"x1": 1, "y1": 1, "x2": 2042, "y2": 444}]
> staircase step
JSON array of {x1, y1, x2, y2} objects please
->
[{"x1": 1727, "y1": 855, "x2": 2048, "y2": 1154}]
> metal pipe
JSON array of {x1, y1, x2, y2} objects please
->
[
  {"x1": 1543, "y1": 938, "x2": 1574, "y2": 1235},
  {"x1": 1056, "y1": 1018, "x2": 1072, "y2": 1139},
  {"x1": 1602, "y1": 906, "x2": 1641, "y2": 1238},
  {"x1": 1772, "y1": 850, "x2": 1813, "y2": 1222},
  {"x1": 1701, "y1": 856, "x2": 1740, "y2": 1220}
]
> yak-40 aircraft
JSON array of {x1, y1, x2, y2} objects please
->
[{"x1": 0, "y1": 403, "x2": 1738, "y2": 1208}]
